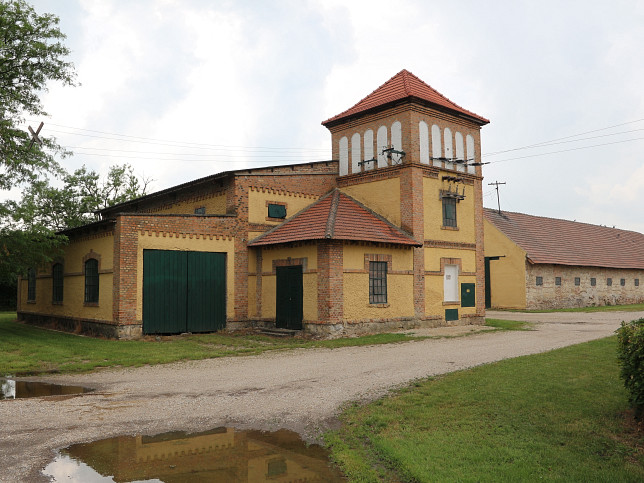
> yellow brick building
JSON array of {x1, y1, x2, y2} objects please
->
[{"x1": 18, "y1": 70, "x2": 489, "y2": 338}]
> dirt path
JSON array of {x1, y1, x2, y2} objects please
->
[{"x1": 1, "y1": 310, "x2": 641, "y2": 482}]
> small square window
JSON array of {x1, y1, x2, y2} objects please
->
[
  {"x1": 555, "y1": 277, "x2": 561, "y2": 286},
  {"x1": 268, "y1": 203, "x2": 287, "y2": 219},
  {"x1": 620, "y1": 278, "x2": 626, "y2": 286},
  {"x1": 636, "y1": 279, "x2": 640, "y2": 287},
  {"x1": 536, "y1": 276, "x2": 543, "y2": 286},
  {"x1": 607, "y1": 278, "x2": 612, "y2": 286},
  {"x1": 590, "y1": 277, "x2": 596, "y2": 286},
  {"x1": 574, "y1": 277, "x2": 580, "y2": 286},
  {"x1": 194, "y1": 206, "x2": 206, "y2": 215}
]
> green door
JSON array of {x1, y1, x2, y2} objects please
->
[
  {"x1": 275, "y1": 265, "x2": 303, "y2": 330},
  {"x1": 143, "y1": 250, "x2": 188, "y2": 334},
  {"x1": 143, "y1": 250, "x2": 226, "y2": 334},
  {"x1": 461, "y1": 283, "x2": 476, "y2": 308},
  {"x1": 187, "y1": 251, "x2": 227, "y2": 333}
]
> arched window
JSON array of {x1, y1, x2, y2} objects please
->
[
  {"x1": 431, "y1": 125, "x2": 442, "y2": 167},
  {"x1": 351, "y1": 132, "x2": 361, "y2": 174},
  {"x1": 455, "y1": 132, "x2": 465, "y2": 172},
  {"x1": 52, "y1": 263, "x2": 63, "y2": 303},
  {"x1": 339, "y1": 136, "x2": 349, "y2": 176},
  {"x1": 363, "y1": 129, "x2": 374, "y2": 171},
  {"x1": 419, "y1": 121, "x2": 429, "y2": 164},
  {"x1": 27, "y1": 268, "x2": 36, "y2": 302},
  {"x1": 377, "y1": 125, "x2": 388, "y2": 168},
  {"x1": 466, "y1": 135, "x2": 476, "y2": 174},
  {"x1": 84, "y1": 259, "x2": 99, "y2": 304},
  {"x1": 444, "y1": 127, "x2": 453, "y2": 169}
]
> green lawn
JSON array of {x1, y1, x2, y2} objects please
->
[
  {"x1": 326, "y1": 337, "x2": 643, "y2": 482},
  {"x1": 500, "y1": 303, "x2": 644, "y2": 313},
  {"x1": 0, "y1": 313, "x2": 531, "y2": 376}
]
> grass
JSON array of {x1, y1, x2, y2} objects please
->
[
  {"x1": 499, "y1": 303, "x2": 644, "y2": 313},
  {"x1": 325, "y1": 337, "x2": 644, "y2": 482}
]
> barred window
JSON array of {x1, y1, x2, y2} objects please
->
[
  {"x1": 555, "y1": 277, "x2": 562, "y2": 286},
  {"x1": 52, "y1": 263, "x2": 64, "y2": 303},
  {"x1": 574, "y1": 277, "x2": 580, "y2": 286},
  {"x1": 607, "y1": 278, "x2": 612, "y2": 286},
  {"x1": 84, "y1": 259, "x2": 99, "y2": 304},
  {"x1": 620, "y1": 278, "x2": 626, "y2": 286},
  {"x1": 27, "y1": 268, "x2": 36, "y2": 301},
  {"x1": 442, "y1": 198, "x2": 457, "y2": 227},
  {"x1": 636, "y1": 279, "x2": 640, "y2": 287},
  {"x1": 591, "y1": 278, "x2": 596, "y2": 287},
  {"x1": 369, "y1": 261, "x2": 388, "y2": 304},
  {"x1": 536, "y1": 276, "x2": 543, "y2": 286}
]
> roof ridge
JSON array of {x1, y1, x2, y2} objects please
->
[
  {"x1": 325, "y1": 189, "x2": 340, "y2": 238},
  {"x1": 484, "y1": 207, "x2": 641, "y2": 235}
]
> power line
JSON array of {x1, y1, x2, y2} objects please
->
[{"x1": 483, "y1": 118, "x2": 644, "y2": 157}]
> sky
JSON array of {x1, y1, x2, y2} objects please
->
[{"x1": 19, "y1": 0, "x2": 644, "y2": 232}]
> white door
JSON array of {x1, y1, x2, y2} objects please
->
[{"x1": 444, "y1": 264, "x2": 459, "y2": 302}]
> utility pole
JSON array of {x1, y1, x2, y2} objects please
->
[{"x1": 488, "y1": 181, "x2": 506, "y2": 215}]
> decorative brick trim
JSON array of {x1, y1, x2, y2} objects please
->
[
  {"x1": 250, "y1": 186, "x2": 319, "y2": 199},
  {"x1": 139, "y1": 230, "x2": 234, "y2": 241},
  {"x1": 364, "y1": 254, "x2": 393, "y2": 271},
  {"x1": 424, "y1": 240, "x2": 476, "y2": 250},
  {"x1": 272, "y1": 257, "x2": 308, "y2": 274}
]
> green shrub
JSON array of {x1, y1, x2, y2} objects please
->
[{"x1": 616, "y1": 318, "x2": 644, "y2": 419}]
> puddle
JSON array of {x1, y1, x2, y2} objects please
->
[
  {"x1": 43, "y1": 427, "x2": 346, "y2": 482},
  {"x1": 0, "y1": 378, "x2": 92, "y2": 400}
]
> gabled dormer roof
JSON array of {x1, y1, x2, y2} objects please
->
[
  {"x1": 322, "y1": 69, "x2": 489, "y2": 127},
  {"x1": 248, "y1": 189, "x2": 421, "y2": 247}
]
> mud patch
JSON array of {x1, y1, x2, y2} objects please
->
[{"x1": 43, "y1": 427, "x2": 345, "y2": 482}]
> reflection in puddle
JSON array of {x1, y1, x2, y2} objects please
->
[
  {"x1": 43, "y1": 427, "x2": 345, "y2": 482},
  {"x1": 0, "y1": 378, "x2": 92, "y2": 400}
]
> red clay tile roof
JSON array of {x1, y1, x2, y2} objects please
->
[
  {"x1": 248, "y1": 189, "x2": 421, "y2": 247},
  {"x1": 322, "y1": 69, "x2": 489, "y2": 126},
  {"x1": 484, "y1": 208, "x2": 644, "y2": 269}
]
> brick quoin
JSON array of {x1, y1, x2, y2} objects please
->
[{"x1": 317, "y1": 240, "x2": 344, "y2": 324}]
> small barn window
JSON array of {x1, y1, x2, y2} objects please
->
[
  {"x1": 267, "y1": 204, "x2": 287, "y2": 219},
  {"x1": 27, "y1": 268, "x2": 36, "y2": 301},
  {"x1": 52, "y1": 263, "x2": 64, "y2": 303},
  {"x1": 555, "y1": 277, "x2": 561, "y2": 286},
  {"x1": 442, "y1": 198, "x2": 457, "y2": 228},
  {"x1": 194, "y1": 206, "x2": 206, "y2": 215},
  {"x1": 607, "y1": 278, "x2": 612, "y2": 286},
  {"x1": 84, "y1": 259, "x2": 99, "y2": 304},
  {"x1": 620, "y1": 278, "x2": 626, "y2": 286},
  {"x1": 574, "y1": 277, "x2": 580, "y2": 286},
  {"x1": 369, "y1": 261, "x2": 387, "y2": 304},
  {"x1": 591, "y1": 277, "x2": 596, "y2": 286},
  {"x1": 536, "y1": 276, "x2": 543, "y2": 286},
  {"x1": 636, "y1": 279, "x2": 640, "y2": 287}
]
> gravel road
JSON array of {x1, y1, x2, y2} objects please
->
[{"x1": 1, "y1": 310, "x2": 641, "y2": 482}]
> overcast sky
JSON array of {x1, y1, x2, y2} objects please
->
[{"x1": 21, "y1": 0, "x2": 644, "y2": 232}]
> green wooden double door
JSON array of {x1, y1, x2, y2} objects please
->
[{"x1": 143, "y1": 250, "x2": 226, "y2": 334}]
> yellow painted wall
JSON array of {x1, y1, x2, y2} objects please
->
[
  {"x1": 424, "y1": 247, "x2": 476, "y2": 273},
  {"x1": 259, "y1": 244, "x2": 318, "y2": 321},
  {"x1": 19, "y1": 234, "x2": 115, "y2": 321},
  {"x1": 342, "y1": 244, "x2": 414, "y2": 320},
  {"x1": 484, "y1": 219, "x2": 527, "y2": 309},
  {"x1": 425, "y1": 274, "x2": 478, "y2": 318},
  {"x1": 136, "y1": 233, "x2": 235, "y2": 320},
  {"x1": 341, "y1": 178, "x2": 401, "y2": 226},
  {"x1": 148, "y1": 193, "x2": 227, "y2": 215},
  {"x1": 248, "y1": 274, "x2": 257, "y2": 318},
  {"x1": 423, "y1": 176, "x2": 476, "y2": 243},
  {"x1": 248, "y1": 189, "x2": 319, "y2": 225}
]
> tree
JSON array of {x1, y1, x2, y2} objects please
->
[
  {"x1": 0, "y1": 0, "x2": 76, "y2": 286},
  {"x1": 9, "y1": 164, "x2": 152, "y2": 231},
  {"x1": 0, "y1": 0, "x2": 76, "y2": 189}
]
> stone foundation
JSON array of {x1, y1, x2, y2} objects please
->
[{"x1": 17, "y1": 312, "x2": 142, "y2": 340}]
